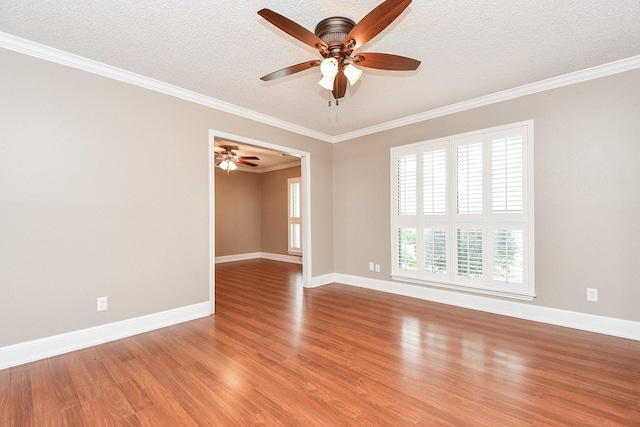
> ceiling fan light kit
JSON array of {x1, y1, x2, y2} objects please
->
[
  {"x1": 215, "y1": 145, "x2": 260, "y2": 174},
  {"x1": 318, "y1": 57, "x2": 339, "y2": 89},
  {"x1": 343, "y1": 64, "x2": 363, "y2": 86},
  {"x1": 258, "y1": 0, "x2": 420, "y2": 101},
  {"x1": 219, "y1": 159, "x2": 237, "y2": 172}
]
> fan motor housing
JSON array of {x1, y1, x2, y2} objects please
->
[{"x1": 315, "y1": 16, "x2": 355, "y2": 55}]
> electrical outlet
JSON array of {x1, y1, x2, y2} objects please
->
[
  {"x1": 369, "y1": 262, "x2": 374, "y2": 271},
  {"x1": 97, "y1": 296, "x2": 108, "y2": 311},
  {"x1": 375, "y1": 264, "x2": 380, "y2": 273},
  {"x1": 586, "y1": 288, "x2": 598, "y2": 302}
]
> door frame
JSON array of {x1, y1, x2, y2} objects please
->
[{"x1": 208, "y1": 129, "x2": 312, "y2": 314}]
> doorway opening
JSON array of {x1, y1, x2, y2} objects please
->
[{"x1": 208, "y1": 129, "x2": 312, "y2": 314}]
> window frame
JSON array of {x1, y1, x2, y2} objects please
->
[{"x1": 390, "y1": 120, "x2": 535, "y2": 301}]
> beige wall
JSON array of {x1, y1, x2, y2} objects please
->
[
  {"x1": 2, "y1": 43, "x2": 638, "y2": 350},
  {"x1": 214, "y1": 168, "x2": 261, "y2": 256},
  {"x1": 214, "y1": 166, "x2": 301, "y2": 257},
  {"x1": 0, "y1": 49, "x2": 333, "y2": 347},
  {"x1": 333, "y1": 68, "x2": 640, "y2": 322}
]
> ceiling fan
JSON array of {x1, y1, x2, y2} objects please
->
[
  {"x1": 215, "y1": 146, "x2": 260, "y2": 173},
  {"x1": 258, "y1": 0, "x2": 420, "y2": 101}
]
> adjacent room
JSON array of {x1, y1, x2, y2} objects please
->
[{"x1": 1, "y1": 0, "x2": 639, "y2": 424}]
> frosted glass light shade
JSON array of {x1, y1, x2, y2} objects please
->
[
  {"x1": 344, "y1": 64, "x2": 363, "y2": 85},
  {"x1": 219, "y1": 160, "x2": 237, "y2": 171},
  {"x1": 318, "y1": 75, "x2": 335, "y2": 90},
  {"x1": 320, "y1": 57, "x2": 339, "y2": 77}
]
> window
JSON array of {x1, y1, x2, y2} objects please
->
[
  {"x1": 288, "y1": 177, "x2": 302, "y2": 254},
  {"x1": 391, "y1": 121, "x2": 534, "y2": 300}
]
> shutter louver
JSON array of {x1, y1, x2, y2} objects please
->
[
  {"x1": 424, "y1": 228, "x2": 446, "y2": 274},
  {"x1": 288, "y1": 177, "x2": 302, "y2": 254},
  {"x1": 423, "y1": 149, "x2": 447, "y2": 216},
  {"x1": 456, "y1": 143, "x2": 483, "y2": 215},
  {"x1": 493, "y1": 229, "x2": 524, "y2": 283},
  {"x1": 398, "y1": 228, "x2": 417, "y2": 270},
  {"x1": 397, "y1": 155, "x2": 417, "y2": 216},
  {"x1": 492, "y1": 136, "x2": 523, "y2": 214},
  {"x1": 290, "y1": 182, "x2": 301, "y2": 218},
  {"x1": 290, "y1": 224, "x2": 301, "y2": 250},
  {"x1": 457, "y1": 229, "x2": 483, "y2": 278}
]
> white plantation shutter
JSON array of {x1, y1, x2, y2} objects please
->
[
  {"x1": 391, "y1": 121, "x2": 534, "y2": 300},
  {"x1": 290, "y1": 224, "x2": 301, "y2": 250},
  {"x1": 456, "y1": 142, "x2": 483, "y2": 215},
  {"x1": 398, "y1": 228, "x2": 418, "y2": 270},
  {"x1": 456, "y1": 228, "x2": 483, "y2": 279},
  {"x1": 393, "y1": 151, "x2": 419, "y2": 273},
  {"x1": 423, "y1": 149, "x2": 447, "y2": 216},
  {"x1": 290, "y1": 180, "x2": 301, "y2": 217},
  {"x1": 397, "y1": 154, "x2": 417, "y2": 216},
  {"x1": 422, "y1": 146, "x2": 449, "y2": 277},
  {"x1": 288, "y1": 177, "x2": 302, "y2": 254},
  {"x1": 424, "y1": 228, "x2": 446, "y2": 274},
  {"x1": 492, "y1": 134, "x2": 523, "y2": 214},
  {"x1": 492, "y1": 228, "x2": 524, "y2": 283},
  {"x1": 486, "y1": 128, "x2": 528, "y2": 288}
]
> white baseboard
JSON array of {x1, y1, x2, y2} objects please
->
[
  {"x1": 310, "y1": 273, "x2": 336, "y2": 288},
  {"x1": 0, "y1": 302, "x2": 210, "y2": 370},
  {"x1": 215, "y1": 252, "x2": 261, "y2": 263},
  {"x1": 260, "y1": 252, "x2": 302, "y2": 264},
  {"x1": 5, "y1": 274, "x2": 636, "y2": 370},
  {"x1": 333, "y1": 274, "x2": 640, "y2": 341},
  {"x1": 215, "y1": 252, "x2": 302, "y2": 265}
]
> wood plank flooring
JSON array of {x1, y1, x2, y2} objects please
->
[{"x1": 1, "y1": 258, "x2": 639, "y2": 425}]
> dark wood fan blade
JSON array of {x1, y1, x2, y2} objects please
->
[
  {"x1": 345, "y1": 0, "x2": 411, "y2": 50},
  {"x1": 239, "y1": 156, "x2": 260, "y2": 160},
  {"x1": 238, "y1": 160, "x2": 259, "y2": 167},
  {"x1": 332, "y1": 72, "x2": 347, "y2": 100},
  {"x1": 258, "y1": 9, "x2": 328, "y2": 51},
  {"x1": 260, "y1": 60, "x2": 321, "y2": 81},
  {"x1": 354, "y1": 52, "x2": 420, "y2": 70}
]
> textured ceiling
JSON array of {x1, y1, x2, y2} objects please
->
[{"x1": 1, "y1": 0, "x2": 640, "y2": 139}]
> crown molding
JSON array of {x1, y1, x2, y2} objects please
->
[
  {"x1": 331, "y1": 55, "x2": 640, "y2": 143},
  {"x1": 2, "y1": 32, "x2": 639, "y2": 145},
  {"x1": 0, "y1": 32, "x2": 334, "y2": 143}
]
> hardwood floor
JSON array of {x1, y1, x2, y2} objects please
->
[{"x1": 1, "y1": 258, "x2": 639, "y2": 426}]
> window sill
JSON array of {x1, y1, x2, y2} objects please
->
[{"x1": 391, "y1": 274, "x2": 535, "y2": 301}]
